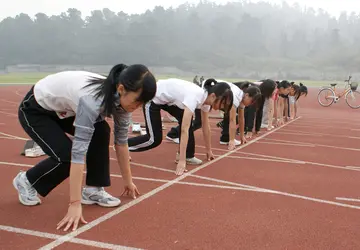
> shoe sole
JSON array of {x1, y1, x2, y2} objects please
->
[
  {"x1": 174, "y1": 159, "x2": 203, "y2": 165},
  {"x1": 166, "y1": 136, "x2": 179, "y2": 144},
  {"x1": 12, "y1": 176, "x2": 41, "y2": 206},
  {"x1": 81, "y1": 199, "x2": 121, "y2": 208},
  {"x1": 220, "y1": 141, "x2": 241, "y2": 146}
]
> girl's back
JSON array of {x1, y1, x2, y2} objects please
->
[{"x1": 34, "y1": 71, "x2": 105, "y2": 115}]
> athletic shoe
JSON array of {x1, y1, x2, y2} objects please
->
[
  {"x1": 81, "y1": 187, "x2": 121, "y2": 207},
  {"x1": 166, "y1": 136, "x2": 180, "y2": 144},
  {"x1": 25, "y1": 145, "x2": 45, "y2": 158},
  {"x1": 220, "y1": 139, "x2": 241, "y2": 146},
  {"x1": 132, "y1": 123, "x2": 142, "y2": 133},
  {"x1": 13, "y1": 171, "x2": 41, "y2": 206},
  {"x1": 175, "y1": 153, "x2": 203, "y2": 165}
]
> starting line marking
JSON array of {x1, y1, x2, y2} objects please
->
[
  {"x1": 335, "y1": 197, "x2": 360, "y2": 203},
  {"x1": 261, "y1": 138, "x2": 360, "y2": 152},
  {"x1": 0, "y1": 161, "x2": 262, "y2": 192},
  {"x1": 0, "y1": 132, "x2": 28, "y2": 140},
  {"x1": 0, "y1": 110, "x2": 17, "y2": 117},
  {"x1": 0, "y1": 225, "x2": 141, "y2": 250},
  {"x1": 38, "y1": 117, "x2": 302, "y2": 249},
  {"x1": 279, "y1": 129, "x2": 360, "y2": 140}
]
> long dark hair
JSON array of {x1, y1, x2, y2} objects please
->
[
  {"x1": 277, "y1": 80, "x2": 291, "y2": 89},
  {"x1": 233, "y1": 81, "x2": 252, "y2": 91},
  {"x1": 298, "y1": 83, "x2": 308, "y2": 100},
  {"x1": 85, "y1": 64, "x2": 156, "y2": 116},
  {"x1": 291, "y1": 82, "x2": 308, "y2": 101},
  {"x1": 259, "y1": 79, "x2": 277, "y2": 99},
  {"x1": 203, "y1": 78, "x2": 233, "y2": 115}
]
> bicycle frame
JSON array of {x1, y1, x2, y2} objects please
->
[{"x1": 330, "y1": 84, "x2": 351, "y2": 98}]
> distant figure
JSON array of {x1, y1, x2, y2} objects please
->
[
  {"x1": 200, "y1": 76, "x2": 204, "y2": 84},
  {"x1": 193, "y1": 75, "x2": 199, "y2": 85}
]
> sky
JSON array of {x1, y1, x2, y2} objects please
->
[{"x1": 1, "y1": 0, "x2": 359, "y2": 21}]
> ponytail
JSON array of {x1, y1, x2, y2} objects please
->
[
  {"x1": 298, "y1": 82, "x2": 308, "y2": 100},
  {"x1": 102, "y1": 64, "x2": 128, "y2": 116},
  {"x1": 278, "y1": 80, "x2": 291, "y2": 89},
  {"x1": 202, "y1": 79, "x2": 233, "y2": 115},
  {"x1": 203, "y1": 78, "x2": 218, "y2": 91},
  {"x1": 85, "y1": 63, "x2": 156, "y2": 116},
  {"x1": 233, "y1": 81, "x2": 252, "y2": 90}
]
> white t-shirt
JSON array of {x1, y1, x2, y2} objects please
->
[
  {"x1": 153, "y1": 78, "x2": 211, "y2": 113},
  {"x1": 201, "y1": 79, "x2": 243, "y2": 108},
  {"x1": 289, "y1": 95, "x2": 296, "y2": 104},
  {"x1": 33, "y1": 71, "x2": 131, "y2": 164}
]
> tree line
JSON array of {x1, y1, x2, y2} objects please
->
[{"x1": 1, "y1": 1, "x2": 359, "y2": 79}]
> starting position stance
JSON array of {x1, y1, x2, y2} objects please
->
[
  {"x1": 128, "y1": 78, "x2": 233, "y2": 175},
  {"x1": 13, "y1": 64, "x2": 157, "y2": 231}
]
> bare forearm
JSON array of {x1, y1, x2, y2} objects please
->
[
  {"x1": 202, "y1": 124, "x2": 211, "y2": 151},
  {"x1": 179, "y1": 130, "x2": 189, "y2": 161},
  {"x1": 268, "y1": 99, "x2": 274, "y2": 127},
  {"x1": 230, "y1": 119, "x2": 236, "y2": 141},
  {"x1": 69, "y1": 163, "x2": 85, "y2": 202},
  {"x1": 238, "y1": 110, "x2": 244, "y2": 138},
  {"x1": 278, "y1": 100, "x2": 283, "y2": 120},
  {"x1": 290, "y1": 104, "x2": 295, "y2": 118}
]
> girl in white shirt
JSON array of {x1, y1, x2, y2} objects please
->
[
  {"x1": 216, "y1": 81, "x2": 261, "y2": 150},
  {"x1": 128, "y1": 78, "x2": 233, "y2": 175},
  {"x1": 166, "y1": 79, "x2": 261, "y2": 150},
  {"x1": 13, "y1": 64, "x2": 157, "y2": 232}
]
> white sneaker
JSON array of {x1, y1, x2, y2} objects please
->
[
  {"x1": 132, "y1": 123, "x2": 141, "y2": 133},
  {"x1": 166, "y1": 136, "x2": 180, "y2": 144},
  {"x1": 13, "y1": 172, "x2": 41, "y2": 206},
  {"x1": 220, "y1": 139, "x2": 241, "y2": 146},
  {"x1": 25, "y1": 146, "x2": 45, "y2": 158},
  {"x1": 175, "y1": 153, "x2": 203, "y2": 165},
  {"x1": 81, "y1": 187, "x2": 121, "y2": 207}
]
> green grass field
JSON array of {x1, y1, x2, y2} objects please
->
[{"x1": 0, "y1": 72, "x2": 332, "y2": 87}]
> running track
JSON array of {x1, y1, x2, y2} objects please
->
[{"x1": 0, "y1": 85, "x2": 359, "y2": 249}]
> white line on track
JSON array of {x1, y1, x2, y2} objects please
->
[
  {"x1": 0, "y1": 161, "x2": 264, "y2": 192},
  {"x1": 0, "y1": 110, "x2": 17, "y2": 117},
  {"x1": 38, "y1": 117, "x2": 302, "y2": 249},
  {"x1": 335, "y1": 197, "x2": 360, "y2": 203},
  {"x1": 0, "y1": 225, "x2": 141, "y2": 250},
  {"x1": 279, "y1": 129, "x2": 360, "y2": 140},
  {"x1": 0, "y1": 132, "x2": 28, "y2": 140},
  {"x1": 256, "y1": 141, "x2": 316, "y2": 147}
]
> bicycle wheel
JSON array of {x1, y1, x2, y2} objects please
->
[
  {"x1": 345, "y1": 90, "x2": 360, "y2": 109},
  {"x1": 317, "y1": 88, "x2": 335, "y2": 107}
]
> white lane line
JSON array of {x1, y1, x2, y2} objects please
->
[
  {"x1": 256, "y1": 141, "x2": 316, "y2": 147},
  {"x1": 0, "y1": 136, "x2": 19, "y2": 140},
  {"x1": 0, "y1": 225, "x2": 141, "y2": 250},
  {"x1": 279, "y1": 129, "x2": 360, "y2": 140},
  {"x1": 0, "y1": 99, "x2": 18, "y2": 105},
  {"x1": 235, "y1": 151, "x2": 306, "y2": 164},
  {"x1": 263, "y1": 138, "x2": 360, "y2": 152},
  {"x1": 335, "y1": 197, "x2": 360, "y2": 203},
  {"x1": 0, "y1": 111, "x2": 17, "y2": 117},
  {"x1": 0, "y1": 132, "x2": 28, "y2": 140},
  {"x1": 38, "y1": 117, "x2": 302, "y2": 249},
  {"x1": 0, "y1": 161, "x2": 265, "y2": 192}
]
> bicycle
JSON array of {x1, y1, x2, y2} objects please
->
[{"x1": 317, "y1": 75, "x2": 360, "y2": 109}]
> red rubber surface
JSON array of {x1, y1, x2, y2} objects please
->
[{"x1": 1, "y1": 85, "x2": 360, "y2": 249}]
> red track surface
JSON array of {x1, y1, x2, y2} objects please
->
[{"x1": 0, "y1": 85, "x2": 359, "y2": 249}]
